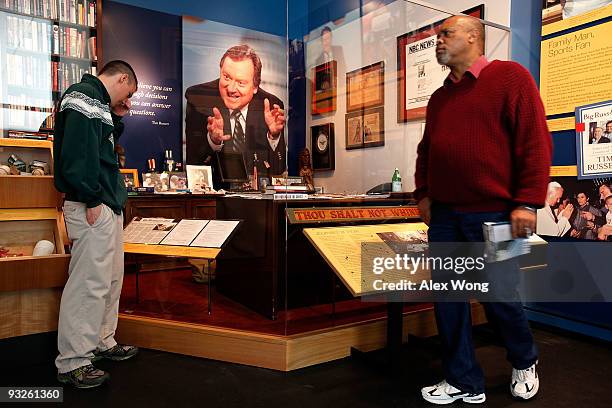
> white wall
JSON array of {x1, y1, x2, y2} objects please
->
[{"x1": 304, "y1": 0, "x2": 511, "y2": 194}]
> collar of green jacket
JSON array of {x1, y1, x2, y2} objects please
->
[{"x1": 82, "y1": 73, "x2": 111, "y2": 105}]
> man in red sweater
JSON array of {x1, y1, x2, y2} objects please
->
[{"x1": 414, "y1": 15, "x2": 551, "y2": 404}]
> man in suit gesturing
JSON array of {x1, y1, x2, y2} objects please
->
[{"x1": 185, "y1": 44, "x2": 286, "y2": 185}]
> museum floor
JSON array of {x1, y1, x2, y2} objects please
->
[{"x1": 2, "y1": 324, "x2": 610, "y2": 407}]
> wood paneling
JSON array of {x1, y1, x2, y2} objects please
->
[
  {"x1": 117, "y1": 303, "x2": 487, "y2": 371},
  {"x1": 0, "y1": 176, "x2": 62, "y2": 208},
  {"x1": 0, "y1": 255, "x2": 70, "y2": 292},
  {"x1": 117, "y1": 315, "x2": 287, "y2": 370},
  {"x1": 0, "y1": 288, "x2": 62, "y2": 339}
]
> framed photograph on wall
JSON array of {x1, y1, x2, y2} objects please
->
[
  {"x1": 345, "y1": 108, "x2": 385, "y2": 150},
  {"x1": 362, "y1": 107, "x2": 385, "y2": 148},
  {"x1": 311, "y1": 60, "x2": 337, "y2": 115},
  {"x1": 120, "y1": 168, "x2": 140, "y2": 188},
  {"x1": 311, "y1": 123, "x2": 335, "y2": 170},
  {"x1": 345, "y1": 111, "x2": 364, "y2": 150},
  {"x1": 346, "y1": 61, "x2": 385, "y2": 112},
  {"x1": 396, "y1": 5, "x2": 484, "y2": 122}
]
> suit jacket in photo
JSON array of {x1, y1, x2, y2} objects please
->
[{"x1": 185, "y1": 79, "x2": 286, "y2": 185}]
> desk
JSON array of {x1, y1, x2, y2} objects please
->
[
  {"x1": 124, "y1": 243, "x2": 220, "y2": 313},
  {"x1": 215, "y1": 194, "x2": 418, "y2": 319}
]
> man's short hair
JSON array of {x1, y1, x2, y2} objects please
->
[
  {"x1": 98, "y1": 60, "x2": 138, "y2": 86},
  {"x1": 321, "y1": 26, "x2": 332, "y2": 36},
  {"x1": 606, "y1": 120, "x2": 612, "y2": 127},
  {"x1": 220, "y1": 45, "x2": 262, "y2": 88}
]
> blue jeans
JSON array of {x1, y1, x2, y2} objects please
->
[{"x1": 428, "y1": 203, "x2": 538, "y2": 394}]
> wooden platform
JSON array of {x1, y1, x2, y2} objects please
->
[{"x1": 116, "y1": 302, "x2": 486, "y2": 371}]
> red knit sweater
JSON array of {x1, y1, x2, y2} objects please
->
[{"x1": 414, "y1": 60, "x2": 552, "y2": 212}]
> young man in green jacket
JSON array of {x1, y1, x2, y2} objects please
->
[{"x1": 54, "y1": 60, "x2": 138, "y2": 388}]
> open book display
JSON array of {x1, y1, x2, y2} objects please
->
[{"x1": 123, "y1": 217, "x2": 240, "y2": 248}]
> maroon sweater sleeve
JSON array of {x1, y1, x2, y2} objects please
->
[
  {"x1": 505, "y1": 62, "x2": 552, "y2": 208},
  {"x1": 414, "y1": 115, "x2": 431, "y2": 203}
]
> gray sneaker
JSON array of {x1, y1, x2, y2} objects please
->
[
  {"x1": 93, "y1": 344, "x2": 139, "y2": 361},
  {"x1": 57, "y1": 364, "x2": 109, "y2": 389}
]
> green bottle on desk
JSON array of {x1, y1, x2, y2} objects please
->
[{"x1": 392, "y1": 168, "x2": 402, "y2": 192}]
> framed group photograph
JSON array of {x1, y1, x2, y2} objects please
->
[
  {"x1": 346, "y1": 61, "x2": 385, "y2": 113},
  {"x1": 311, "y1": 60, "x2": 337, "y2": 115},
  {"x1": 396, "y1": 5, "x2": 484, "y2": 122},
  {"x1": 120, "y1": 168, "x2": 140, "y2": 189},
  {"x1": 345, "y1": 107, "x2": 384, "y2": 150},
  {"x1": 311, "y1": 123, "x2": 335, "y2": 170}
]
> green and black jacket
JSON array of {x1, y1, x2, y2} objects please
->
[{"x1": 53, "y1": 74, "x2": 127, "y2": 214}]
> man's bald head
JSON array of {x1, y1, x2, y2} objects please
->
[
  {"x1": 436, "y1": 15, "x2": 485, "y2": 68},
  {"x1": 445, "y1": 15, "x2": 485, "y2": 53}
]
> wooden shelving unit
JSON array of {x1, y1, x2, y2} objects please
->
[{"x1": 0, "y1": 139, "x2": 69, "y2": 339}]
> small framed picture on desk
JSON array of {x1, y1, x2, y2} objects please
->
[{"x1": 120, "y1": 168, "x2": 140, "y2": 188}]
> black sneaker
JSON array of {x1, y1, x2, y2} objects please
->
[
  {"x1": 93, "y1": 344, "x2": 139, "y2": 362},
  {"x1": 57, "y1": 364, "x2": 109, "y2": 389}
]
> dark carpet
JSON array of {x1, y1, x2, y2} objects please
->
[{"x1": 1, "y1": 324, "x2": 610, "y2": 407}]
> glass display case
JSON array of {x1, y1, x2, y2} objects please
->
[{"x1": 0, "y1": 0, "x2": 512, "y2": 369}]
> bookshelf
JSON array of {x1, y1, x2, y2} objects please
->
[{"x1": 0, "y1": 0, "x2": 101, "y2": 135}]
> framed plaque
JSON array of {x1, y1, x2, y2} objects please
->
[
  {"x1": 345, "y1": 107, "x2": 385, "y2": 150},
  {"x1": 397, "y1": 5, "x2": 484, "y2": 122},
  {"x1": 346, "y1": 61, "x2": 385, "y2": 112},
  {"x1": 311, "y1": 60, "x2": 337, "y2": 115},
  {"x1": 311, "y1": 123, "x2": 335, "y2": 170}
]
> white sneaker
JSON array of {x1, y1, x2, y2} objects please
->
[
  {"x1": 421, "y1": 380, "x2": 486, "y2": 405},
  {"x1": 510, "y1": 363, "x2": 539, "y2": 400}
]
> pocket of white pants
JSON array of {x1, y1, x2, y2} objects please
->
[{"x1": 91, "y1": 204, "x2": 110, "y2": 229}]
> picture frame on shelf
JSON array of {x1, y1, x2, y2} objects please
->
[
  {"x1": 186, "y1": 165, "x2": 213, "y2": 192},
  {"x1": 168, "y1": 172, "x2": 188, "y2": 190},
  {"x1": 311, "y1": 60, "x2": 337, "y2": 115},
  {"x1": 346, "y1": 61, "x2": 384, "y2": 113},
  {"x1": 120, "y1": 168, "x2": 139, "y2": 188},
  {"x1": 396, "y1": 5, "x2": 484, "y2": 122},
  {"x1": 311, "y1": 123, "x2": 335, "y2": 170}
]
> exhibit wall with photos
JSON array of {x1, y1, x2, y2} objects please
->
[
  {"x1": 304, "y1": 0, "x2": 511, "y2": 194},
  {"x1": 537, "y1": 1, "x2": 612, "y2": 239}
]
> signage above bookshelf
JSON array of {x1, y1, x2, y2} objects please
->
[{"x1": 0, "y1": 0, "x2": 100, "y2": 135}]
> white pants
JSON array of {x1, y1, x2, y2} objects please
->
[{"x1": 55, "y1": 201, "x2": 124, "y2": 373}]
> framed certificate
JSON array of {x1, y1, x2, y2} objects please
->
[
  {"x1": 346, "y1": 61, "x2": 385, "y2": 112},
  {"x1": 345, "y1": 107, "x2": 385, "y2": 150},
  {"x1": 396, "y1": 5, "x2": 484, "y2": 122}
]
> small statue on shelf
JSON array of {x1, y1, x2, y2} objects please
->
[{"x1": 298, "y1": 148, "x2": 314, "y2": 190}]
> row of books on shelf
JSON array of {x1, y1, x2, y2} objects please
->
[
  {"x1": 52, "y1": 60, "x2": 95, "y2": 93},
  {"x1": 7, "y1": 129, "x2": 52, "y2": 140},
  {"x1": 5, "y1": 16, "x2": 96, "y2": 59},
  {"x1": 1, "y1": 0, "x2": 96, "y2": 27},
  {"x1": 5, "y1": 54, "x2": 52, "y2": 89},
  {"x1": 52, "y1": 26, "x2": 96, "y2": 59}
]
